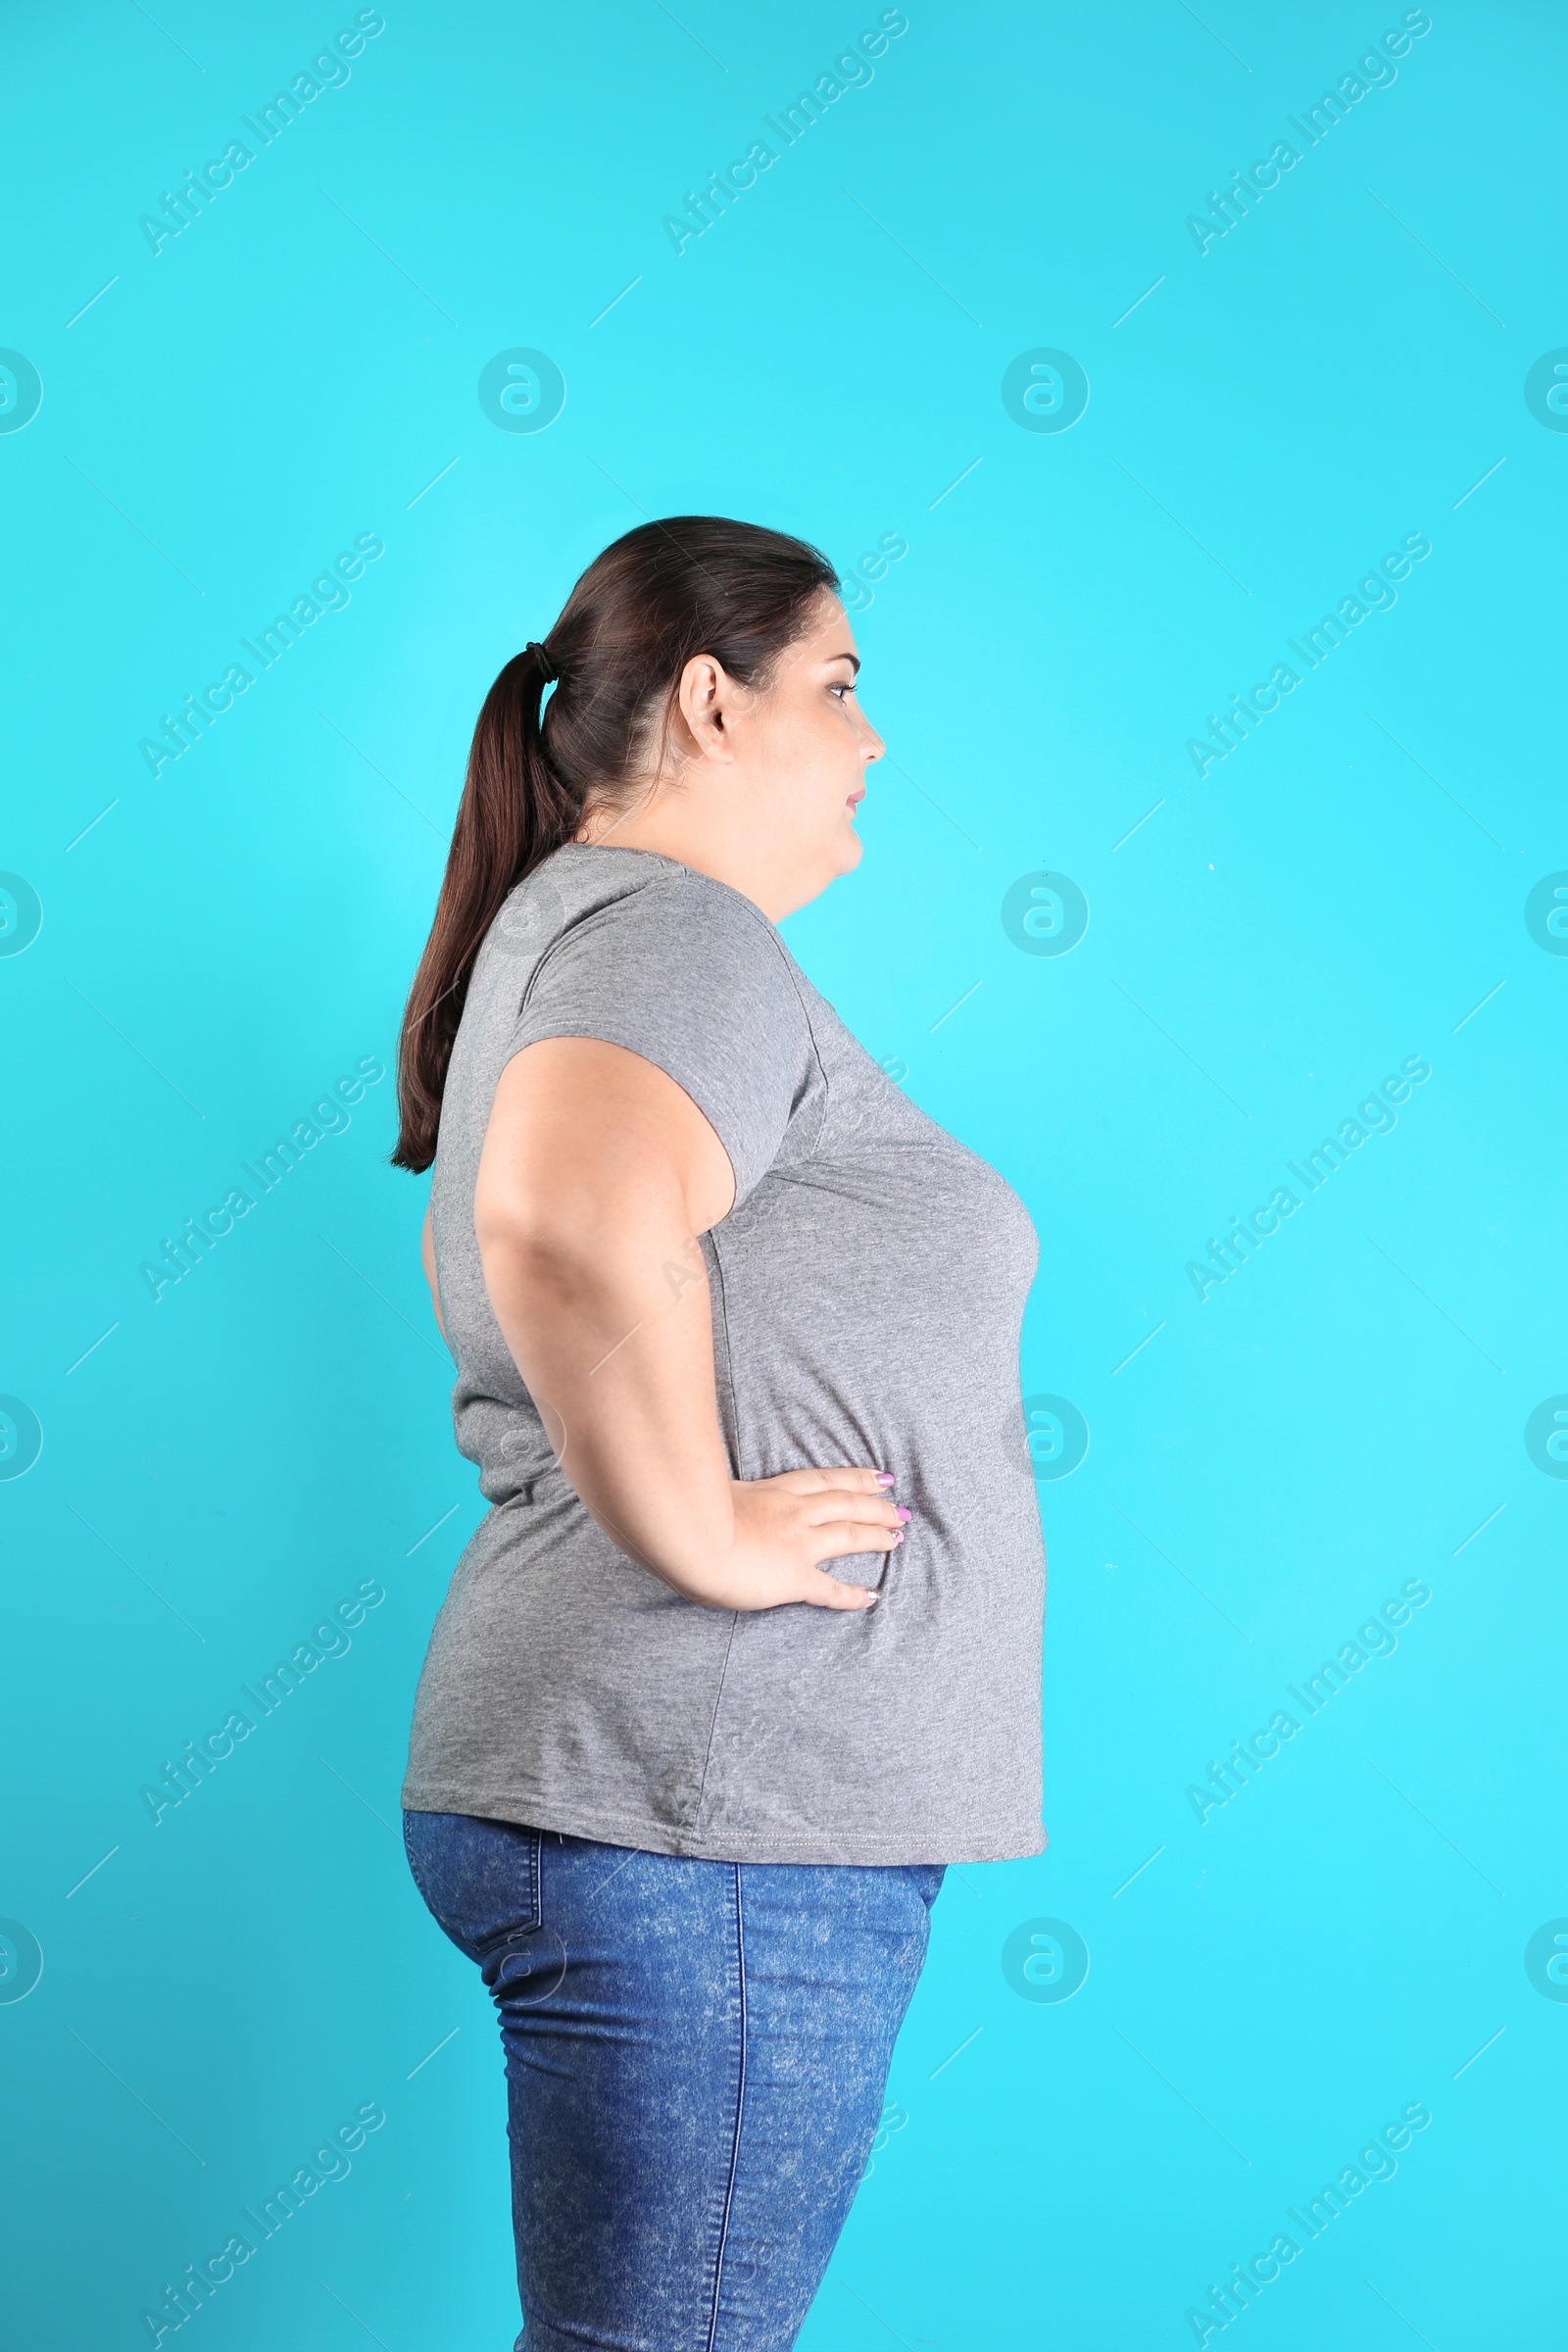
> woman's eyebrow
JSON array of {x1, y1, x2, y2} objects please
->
[{"x1": 826, "y1": 651, "x2": 861, "y2": 674}]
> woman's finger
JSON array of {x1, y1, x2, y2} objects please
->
[
  {"x1": 809, "y1": 1518, "x2": 903, "y2": 1560},
  {"x1": 768, "y1": 1465, "x2": 892, "y2": 1495},
  {"x1": 794, "y1": 1567, "x2": 879, "y2": 1611},
  {"x1": 801, "y1": 1492, "x2": 906, "y2": 1531}
]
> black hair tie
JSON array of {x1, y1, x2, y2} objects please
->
[{"x1": 524, "y1": 640, "x2": 558, "y2": 684}]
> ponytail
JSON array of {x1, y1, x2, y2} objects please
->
[
  {"x1": 391, "y1": 515, "x2": 840, "y2": 1175},
  {"x1": 391, "y1": 644, "x2": 573, "y2": 1171}
]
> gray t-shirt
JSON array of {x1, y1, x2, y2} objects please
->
[{"x1": 402, "y1": 845, "x2": 1047, "y2": 1864}]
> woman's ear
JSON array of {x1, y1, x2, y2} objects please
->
[{"x1": 677, "y1": 654, "x2": 737, "y2": 762}]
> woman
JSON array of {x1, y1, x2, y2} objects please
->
[{"x1": 393, "y1": 516, "x2": 1046, "y2": 2351}]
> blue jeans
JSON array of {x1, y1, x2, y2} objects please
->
[{"x1": 403, "y1": 1811, "x2": 944, "y2": 2351}]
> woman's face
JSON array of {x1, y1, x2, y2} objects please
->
[
  {"x1": 710, "y1": 593, "x2": 885, "y2": 914},
  {"x1": 582, "y1": 592, "x2": 887, "y2": 921}
]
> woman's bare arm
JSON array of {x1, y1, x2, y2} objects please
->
[{"x1": 471, "y1": 1037, "x2": 901, "y2": 1610}]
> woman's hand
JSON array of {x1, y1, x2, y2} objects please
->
[{"x1": 706, "y1": 1468, "x2": 905, "y2": 1612}]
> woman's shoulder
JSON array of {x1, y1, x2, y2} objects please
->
[
  {"x1": 527, "y1": 848, "x2": 791, "y2": 978},
  {"x1": 499, "y1": 848, "x2": 805, "y2": 1043},
  {"x1": 543, "y1": 845, "x2": 776, "y2": 927},
  {"x1": 496, "y1": 851, "x2": 819, "y2": 1183}
]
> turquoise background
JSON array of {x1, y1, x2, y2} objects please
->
[{"x1": 3, "y1": 1, "x2": 1565, "y2": 2343}]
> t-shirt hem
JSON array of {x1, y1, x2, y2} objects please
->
[{"x1": 400, "y1": 1779, "x2": 1047, "y2": 1866}]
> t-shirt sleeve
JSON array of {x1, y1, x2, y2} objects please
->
[{"x1": 506, "y1": 872, "x2": 814, "y2": 1204}]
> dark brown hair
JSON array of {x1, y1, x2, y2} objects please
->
[{"x1": 391, "y1": 514, "x2": 838, "y2": 1172}]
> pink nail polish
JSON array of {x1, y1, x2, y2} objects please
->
[
  {"x1": 875, "y1": 1473, "x2": 896, "y2": 1488},
  {"x1": 895, "y1": 1507, "x2": 911, "y2": 1523},
  {"x1": 891, "y1": 1531, "x2": 904, "y2": 1545}
]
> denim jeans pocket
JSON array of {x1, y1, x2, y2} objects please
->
[
  {"x1": 402, "y1": 1810, "x2": 543, "y2": 1960},
  {"x1": 401, "y1": 1808, "x2": 441, "y2": 1913}
]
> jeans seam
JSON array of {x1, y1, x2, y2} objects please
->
[{"x1": 703, "y1": 1861, "x2": 748, "y2": 2352}]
